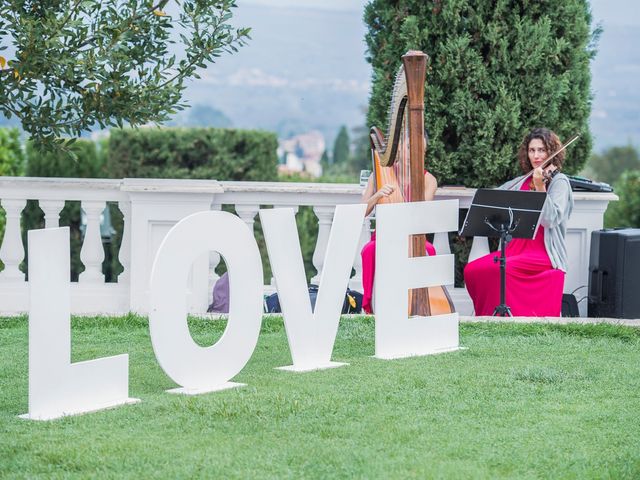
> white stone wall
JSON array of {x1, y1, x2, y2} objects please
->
[{"x1": 0, "y1": 176, "x2": 617, "y2": 316}]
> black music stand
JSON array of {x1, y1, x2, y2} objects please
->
[{"x1": 460, "y1": 189, "x2": 546, "y2": 316}]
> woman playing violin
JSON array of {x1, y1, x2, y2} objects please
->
[{"x1": 464, "y1": 127, "x2": 574, "y2": 316}]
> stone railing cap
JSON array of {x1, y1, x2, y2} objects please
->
[
  {"x1": 0, "y1": 176, "x2": 122, "y2": 190},
  {"x1": 121, "y1": 178, "x2": 224, "y2": 193},
  {"x1": 218, "y1": 181, "x2": 364, "y2": 195}
]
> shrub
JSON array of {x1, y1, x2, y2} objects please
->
[
  {"x1": 107, "y1": 128, "x2": 278, "y2": 181},
  {"x1": 0, "y1": 128, "x2": 25, "y2": 176},
  {"x1": 605, "y1": 171, "x2": 640, "y2": 228},
  {"x1": 582, "y1": 145, "x2": 640, "y2": 185},
  {"x1": 26, "y1": 138, "x2": 105, "y2": 178}
]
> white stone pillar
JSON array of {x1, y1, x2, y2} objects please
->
[
  {"x1": 79, "y1": 200, "x2": 106, "y2": 284},
  {"x1": 433, "y1": 231, "x2": 453, "y2": 288},
  {"x1": 269, "y1": 205, "x2": 299, "y2": 289},
  {"x1": 0, "y1": 199, "x2": 26, "y2": 282},
  {"x1": 433, "y1": 232, "x2": 451, "y2": 256},
  {"x1": 469, "y1": 236, "x2": 490, "y2": 263},
  {"x1": 310, "y1": 205, "x2": 335, "y2": 285},
  {"x1": 208, "y1": 203, "x2": 223, "y2": 305},
  {"x1": 39, "y1": 200, "x2": 65, "y2": 229},
  {"x1": 235, "y1": 204, "x2": 260, "y2": 231},
  {"x1": 234, "y1": 204, "x2": 260, "y2": 292},
  {"x1": 117, "y1": 200, "x2": 131, "y2": 283},
  {"x1": 349, "y1": 217, "x2": 371, "y2": 293}
]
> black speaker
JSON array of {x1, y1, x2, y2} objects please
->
[{"x1": 588, "y1": 228, "x2": 640, "y2": 318}]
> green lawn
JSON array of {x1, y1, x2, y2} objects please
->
[{"x1": 1, "y1": 315, "x2": 640, "y2": 479}]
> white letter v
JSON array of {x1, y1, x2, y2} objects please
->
[{"x1": 260, "y1": 203, "x2": 366, "y2": 371}]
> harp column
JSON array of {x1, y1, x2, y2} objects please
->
[{"x1": 310, "y1": 205, "x2": 335, "y2": 286}]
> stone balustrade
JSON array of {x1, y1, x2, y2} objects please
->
[{"x1": 0, "y1": 176, "x2": 617, "y2": 316}]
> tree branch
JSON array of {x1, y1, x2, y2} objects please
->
[
  {"x1": 43, "y1": 0, "x2": 83, "y2": 44},
  {"x1": 75, "y1": 0, "x2": 170, "y2": 51}
]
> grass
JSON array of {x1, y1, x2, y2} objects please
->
[{"x1": 1, "y1": 315, "x2": 640, "y2": 478}]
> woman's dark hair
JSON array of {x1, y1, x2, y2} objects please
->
[{"x1": 517, "y1": 128, "x2": 565, "y2": 173}]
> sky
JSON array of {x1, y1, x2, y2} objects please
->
[
  {"x1": 589, "y1": 0, "x2": 639, "y2": 26},
  {"x1": 240, "y1": 0, "x2": 368, "y2": 12}
]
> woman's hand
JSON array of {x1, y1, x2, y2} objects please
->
[
  {"x1": 373, "y1": 183, "x2": 395, "y2": 202},
  {"x1": 362, "y1": 179, "x2": 395, "y2": 217},
  {"x1": 532, "y1": 165, "x2": 557, "y2": 192},
  {"x1": 532, "y1": 166, "x2": 546, "y2": 191}
]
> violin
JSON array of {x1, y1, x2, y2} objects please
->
[
  {"x1": 534, "y1": 165, "x2": 559, "y2": 191},
  {"x1": 543, "y1": 167, "x2": 559, "y2": 185}
]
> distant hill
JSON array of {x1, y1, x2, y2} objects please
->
[
  {"x1": 180, "y1": 2, "x2": 638, "y2": 152},
  {"x1": 180, "y1": 4, "x2": 371, "y2": 147}
]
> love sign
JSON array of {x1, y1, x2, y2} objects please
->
[{"x1": 21, "y1": 200, "x2": 459, "y2": 420}]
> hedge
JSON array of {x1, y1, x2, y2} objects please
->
[{"x1": 106, "y1": 128, "x2": 278, "y2": 181}]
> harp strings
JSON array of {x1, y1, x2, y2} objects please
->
[{"x1": 393, "y1": 109, "x2": 412, "y2": 202}]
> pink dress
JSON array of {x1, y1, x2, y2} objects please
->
[
  {"x1": 463, "y1": 177, "x2": 565, "y2": 316},
  {"x1": 361, "y1": 231, "x2": 436, "y2": 314}
]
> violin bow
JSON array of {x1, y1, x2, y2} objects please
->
[{"x1": 509, "y1": 133, "x2": 581, "y2": 190}]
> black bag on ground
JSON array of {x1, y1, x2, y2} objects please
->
[
  {"x1": 264, "y1": 285, "x2": 363, "y2": 314},
  {"x1": 342, "y1": 289, "x2": 363, "y2": 314},
  {"x1": 264, "y1": 291, "x2": 282, "y2": 313},
  {"x1": 561, "y1": 293, "x2": 580, "y2": 317}
]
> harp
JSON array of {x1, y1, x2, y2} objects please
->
[{"x1": 369, "y1": 50, "x2": 455, "y2": 316}]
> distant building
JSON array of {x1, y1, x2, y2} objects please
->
[{"x1": 277, "y1": 130, "x2": 325, "y2": 178}]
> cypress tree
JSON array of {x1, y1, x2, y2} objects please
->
[
  {"x1": 320, "y1": 150, "x2": 330, "y2": 170},
  {"x1": 364, "y1": 0, "x2": 599, "y2": 187},
  {"x1": 333, "y1": 126, "x2": 351, "y2": 165}
]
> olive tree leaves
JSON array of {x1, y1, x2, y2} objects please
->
[{"x1": 0, "y1": 0, "x2": 250, "y2": 152}]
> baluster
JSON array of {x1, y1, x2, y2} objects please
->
[
  {"x1": 270, "y1": 204, "x2": 299, "y2": 289},
  {"x1": 39, "y1": 200, "x2": 65, "y2": 229},
  {"x1": 469, "y1": 236, "x2": 490, "y2": 263},
  {"x1": 117, "y1": 200, "x2": 131, "y2": 283},
  {"x1": 234, "y1": 204, "x2": 260, "y2": 295},
  {"x1": 208, "y1": 203, "x2": 223, "y2": 303},
  {"x1": 432, "y1": 232, "x2": 453, "y2": 287},
  {"x1": 0, "y1": 199, "x2": 26, "y2": 282},
  {"x1": 432, "y1": 232, "x2": 451, "y2": 256},
  {"x1": 310, "y1": 205, "x2": 335, "y2": 285},
  {"x1": 349, "y1": 217, "x2": 371, "y2": 293},
  {"x1": 79, "y1": 200, "x2": 106, "y2": 284},
  {"x1": 235, "y1": 204, "x2": 260, "y2": 231}
]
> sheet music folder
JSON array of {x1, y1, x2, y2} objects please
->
[{"x1": 459, "y1": 189, "x2": 547, "y2": 239}]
